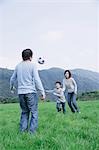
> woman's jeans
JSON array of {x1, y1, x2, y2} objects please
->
[
  {"x1": 19, "y1": 93, "x2": 38, "y2": 133},
  {"x1": 67, "y1": 92, "x2": 79, "y2": 113}
]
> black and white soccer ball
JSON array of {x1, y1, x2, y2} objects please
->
[{"x1": 38, "y1": 57, "x2": 45, "y2": 64}]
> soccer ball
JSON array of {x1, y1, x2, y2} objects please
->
[{"x1": 38, "y1": 57, "x2": 45, "y2": 64}]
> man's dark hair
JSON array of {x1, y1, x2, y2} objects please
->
[
  {"x1": 22, "y1": 49, "x2": 33, "y2": 61},
  {"x1": 64, "y1": 70, "x2": 71, "y2": 78}
]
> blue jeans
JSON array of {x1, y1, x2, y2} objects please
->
[
  {"x1": 19, "y1": 93, "x2": 38, "y2": 133},
  {"x1": 67, "y1": 92, "x2": 79, "y2": 113},
  {"x1": 56, "y1": 102, "x2": 66, "y2": 114}
]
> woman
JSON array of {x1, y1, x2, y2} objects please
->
[{"x1": 63, "y1": 70, "x2": 80, "y2": 113}]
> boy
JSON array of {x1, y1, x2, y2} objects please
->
[
  {"x1": 46, "y1": 81, "x2": 66, "y2": 114},
  {"x1": 10, "y1": 49, "x2": 45, "y2": 134}
]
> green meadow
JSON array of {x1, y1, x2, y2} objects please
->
[{"x1": 0, "y1": 100, "x2": 99, "y2": 150}]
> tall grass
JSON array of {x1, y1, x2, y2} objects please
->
[{"x1": 0, "y1": 100, "x2": 99, "y2": 150}]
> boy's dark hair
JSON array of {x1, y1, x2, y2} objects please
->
[
  {"x1": 22, "y1": 49, "x2": 33, "y2": 61},
  {"x1": 55, "y1": 81, "x2": 62, "y2": 86},
  {"x1": 64, "y1": 70, "x2": 71, "y2": 78}
]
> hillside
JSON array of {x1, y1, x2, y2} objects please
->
[{"x1": 0, "y1": 67, "x2": 99, "y2": 99}]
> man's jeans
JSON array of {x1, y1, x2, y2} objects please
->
[{"x1": 19, "y1": 93, "x2": 38, "y2": 133}]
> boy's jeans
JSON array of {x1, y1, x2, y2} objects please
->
[
  {"x1": 19, "y1": 93, "x2": 38, "y2": 133},
  {"x1": 56, "y1": 102, "x2": 66, "y2": 114}
]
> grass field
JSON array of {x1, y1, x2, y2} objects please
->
[{"x1": 0, "y1": 100, "x2": 99, "y2": 150}]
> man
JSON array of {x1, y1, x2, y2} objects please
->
[{"x1": 10, "y1": 49, "x2": 45, "y2": 134}]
